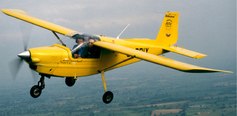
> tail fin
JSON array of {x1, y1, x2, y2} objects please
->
[{"x1": 156, "y1": 12, "x2": 179, "y2": 46}]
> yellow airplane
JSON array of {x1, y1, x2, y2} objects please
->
[{"x1": 2, "y1": 9, "x2": 232, "y2": 104}]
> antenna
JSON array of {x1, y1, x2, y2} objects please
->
[{"x1": 116, "y1": 24, "x2": 130, "y2": 39}]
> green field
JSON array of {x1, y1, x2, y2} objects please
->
[{"x1": 0, "y1": 63, "x2": 236, "y2": 116}]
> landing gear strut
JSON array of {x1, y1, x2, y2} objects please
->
[
  {"x1": 30, "y1": 75, "x2": 45, "y2": 98},
  {"x1": 101, "y1": 71, "x2": 113, "y2": 104}
]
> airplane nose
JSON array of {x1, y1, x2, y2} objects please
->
[{"x1": 18, "y1": 51, "x2": 30, "y2": 60}]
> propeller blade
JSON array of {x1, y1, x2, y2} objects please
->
[
  {"x1": 20, "y1": 22, "x2": 32, "y2": 51},
  {"x1": 9, "y1": 58, "x2": 23, "y2": 80},
  {"x1": 30, "y1": 68, "x2": 38, "y2": 82}
]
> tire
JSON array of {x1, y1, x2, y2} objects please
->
[
  {"x1": 30, "y1": 85, "x2": 42, "y2": 98},
  {"x1": 102, "y1": 91, "x2": 113, "y2": 104},
  {"x1": 65, "y1": 77, "x2": 76, "y2": 87}
]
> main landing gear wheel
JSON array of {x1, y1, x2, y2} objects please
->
[
  {"x1": 100, "y1": 71, "x2": 114, "y2": 104},
  {"x1": 65, "y1": 77, "x2": 76, "y2": 87},
  {"x1": 102, "y1": 91, "x2": 113, "y2": 104},
  {"x1": 30, "y1": 75, "x2": 45, "y2": 98}
]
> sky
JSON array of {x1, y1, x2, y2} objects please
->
[{"x1": 0, "y1": 0, "x2": 236, "y2": 86}]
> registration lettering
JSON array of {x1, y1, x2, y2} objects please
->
[{"x1": 135, "y1": 48, "x2": 149, "y2": 53}]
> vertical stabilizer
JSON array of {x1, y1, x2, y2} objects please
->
[{"x1": 156, "y1": 12, "x2": 179, "y2": 46}]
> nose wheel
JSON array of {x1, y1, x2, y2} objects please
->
[
  {"x1": 30, "y1": 85, "x2": 42, "y2": 98},
  {"x1": 30, "y1": 75, "x2": 45, "y2": 98}
]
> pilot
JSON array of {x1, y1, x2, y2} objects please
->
[
  {"x1": 72, "y1": 37, "x2": 85, "y2": 58},
  {"x1": 80, "y1": 38, "x2": 100, "y2": 58}
]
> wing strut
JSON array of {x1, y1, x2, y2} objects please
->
[
  {"x1": 52, "y1": 31, "x2": 66, "y2": 46},
  {"x1": 99, "y1": 56, "x2": 134, "y2": 72}
]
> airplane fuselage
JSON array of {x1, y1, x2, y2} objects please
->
[{"x1": 28, "y1": 36, "x2": 163, "y2": 78}]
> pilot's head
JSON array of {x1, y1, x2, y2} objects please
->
[
  {"x1": 76, "y1": 38, "x2": 84, "y2": 44},
  {"x1": 73, "y1": 34, "x2": 84, "y2": 43},
  {"x1": 88, "y1": 38, "x2": 95, "y2": 47}
]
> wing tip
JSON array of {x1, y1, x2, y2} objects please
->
[
  {"x1": 1, "y1": 9, "x2": 9, "y2": 14},
  {"x1": 2, "y1": 9, "x2": 26, "y2": 15},
  {"x1": 184, "y1": 69, "x2": 233, "y2": 74}
]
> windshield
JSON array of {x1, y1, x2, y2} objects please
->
[{"x1": 72, "y1": 33, "x2": 100, "y2": 42}]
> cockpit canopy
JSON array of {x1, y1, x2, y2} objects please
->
[{"x1": 72, "y1": 33, "x2": 100, "y2": 42}]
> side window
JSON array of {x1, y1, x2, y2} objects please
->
[
  {"x1": 80, "y1": 39, "x2": 101, "y2": 58},
  {"x1": 71, "y1": 34, "x2": 101, "y2": 59}
]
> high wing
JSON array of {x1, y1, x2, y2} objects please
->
[
  {"x1": 94, "y1": 41, "x2": 232, "y2": 73},
  {"x1": 2, "y1": 9, "x2": 79, "y2": 37}
]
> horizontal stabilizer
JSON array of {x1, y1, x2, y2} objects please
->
[{"x1": 162, "y1": 45, "x2": 207, "y2": 59}]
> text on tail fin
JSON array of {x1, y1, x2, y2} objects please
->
[{"x1": 156, "y1": 12, "x2": 179, "y2": 46}]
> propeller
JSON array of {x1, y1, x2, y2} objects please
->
[{"x1": 8, "y1": 22, "x2": 37, "y2": 80}]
